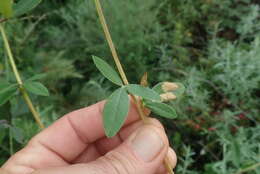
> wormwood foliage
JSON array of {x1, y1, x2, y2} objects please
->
[
  {"x1": 92, "y1": 56, "x2": 184, "y2": 137},
  {"x1": 0, "y1": 0, "x2": 259, "y2": 173}
]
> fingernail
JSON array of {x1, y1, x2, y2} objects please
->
[{"x1": 131, "y1": 127, "x2": 164, "y2": 162}]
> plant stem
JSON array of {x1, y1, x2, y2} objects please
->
[
  {"x1": 93, "y1": 1, "x2": 174, "y2": 173},
  {"x1": 9, "y1": 113, "x2": 14, "y2": 155},
  {"x1": 9, "y1": 127, "x2": 13, "y2": 155},
  {"x1": 0, "y1": 24, "x2": 45, "y2": 129},
  {"x1": 234, "y1": 162, "x2": 260, "y2": 174},
  {"x1": 93, "y1": 0, "x2": 129, "y2": 85},
  {"x1": 8, "y1": 108, "x2": 14, "y2": 155}
]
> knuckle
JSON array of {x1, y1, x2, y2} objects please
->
[
  {"x1": 31, "y1": 170, "x2": 43, "y2": 174},
  {"x1": 100, "y1": 151, "x2": 136, "y2": 174}
]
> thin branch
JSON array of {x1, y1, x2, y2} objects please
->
[
  {"x1": 94, "y1": 0, "x2": 147, "y2": 122},
  {"x1": 94, "y1": 0, "x2": 129, "y2": 85},
  {"x1": 0, "y1": 24, "x2": 45, "y2": 129},
  {"x1": 234, "y1": 162, "x2": 260, "y2": 174},
  {"x1": 93, "y1": 0, "x2": 174, "y2": 173}
]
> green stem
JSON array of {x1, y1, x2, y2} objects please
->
[
  {"x1": 94, "y1": 0, "x2": 129, "y2": 85},
  {"x1": 93, "y1": 1, "x2": 174, "y2": 173},
  {"x1": 0, "y1": 24, "x2": 45, "y2": 129},
  {"x1": 0, "y1": 26, "x2": 22, "y2": 85},
  {"x1": 8, "y1": 107, "x2": 14, "y2": 155},
  {"x1": 9, "y1": 126, "x2": 13, "y2": 155},
  {"x1": 234, "y1": 162, "x2": 260, "y2": 174}
]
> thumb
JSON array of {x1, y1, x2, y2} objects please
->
[
  {"x1": 88, "y1": 124, "x2": 170, "y2": 174},
  {"x1": 33, "y1": 124, "x2": 170, "y2": 174}
]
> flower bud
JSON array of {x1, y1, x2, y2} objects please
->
[
  {"x1": 162, "y1": 82, "x2": 179, "y2": 92},
  {"x1": 160, "y1": 92, "x2": 177, "y2": 102}
]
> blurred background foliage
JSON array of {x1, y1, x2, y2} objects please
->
[{"x1": 0, "y1": 0, "x2": 260, "y2": 173}]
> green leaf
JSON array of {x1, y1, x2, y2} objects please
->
[
  {"x1": 153, "y1": 82, "x2": 185, "y2": 98},
  {"x1": 144, "y1": 100, "x2": 177, "y2": 119},
  {"x1": 13, "y1": 0, "x2": 41, "y2": 17},
  {"x1": 24, "y1": 82, "x2": 49, "y2": 96},
  {"x1": 126, "y1": 84, "x2": 161, "y2": 102},
  {"x1": 0, "y1": 84, "x2": 17, "y2": 106},
  {"x1": 152, "y1": 82, "x2": 164, "y2": 94},
  {"x1": 103, "y1": 87, "x2": 129, "y2": 137},
  {"x1": 26, "y1": 73, "x2": 46, "y2": 81},
  {"x1": 0, "y1": 0, "x2": 13, "y2": 18},
  {"x1": 10, "y1": 126, "x2": 24, "y2": 144},
  {"x1": 92, "y1": 56, "x2": 123, "y2": 86},
  {"x1": 0, "y1": 81, "x2": 10, "y2": 91},
  {"x1": 231, "y1": 138, "x2": 241, "y2": 167},
  {"x1": 172, "y1": 83, "x2": 185, "y2": 97}
]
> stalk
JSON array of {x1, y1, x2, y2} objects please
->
[
  {"x1": 93, "y1": 0, "x2": 174, "y2": 173},
  {"x1": 234, "y1": 162, "x2": 260, "y2": 174},
  {"x1": 0, "y1": 24, "x2": 45, "y2": 129}
]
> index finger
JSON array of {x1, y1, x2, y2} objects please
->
[{"x1": 31, "y1": 100, "x2": 141, "y2": 162}]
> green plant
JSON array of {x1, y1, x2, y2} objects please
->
[
  {"x1": 1, "y1": 0, "x2": 259, "y2": 173},
  {"x1": 0, "y1": 0, "x2": 47, "y2": 129},
  {"x1": 92, "y1": 55, "x2": 183, "y2": 136},
  {"x1": 92, "y1": 0, "x2": 186, "y2": 173}
]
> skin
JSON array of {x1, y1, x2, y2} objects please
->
[{"x1": 0, "y1": 100, "x2": 177, "y2": 174}]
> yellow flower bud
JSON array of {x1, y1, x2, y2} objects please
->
[
  {"x1": 160, "y1": 92, "x2": 177, "y2": 102},
  {"x1": 162, "y1": 82, "x2": 179, "y2": 92}
]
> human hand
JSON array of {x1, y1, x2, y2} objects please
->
[{"x1": 1, "y1": 101, "x2": 177, "y2": 174}]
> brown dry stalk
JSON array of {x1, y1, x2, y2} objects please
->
[{"x1": 93, "y1": 0, "x2": 174, "y2": 173}]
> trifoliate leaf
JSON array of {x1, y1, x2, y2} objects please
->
[
  {"x1": 26, "y1": 73, "x2": 47, "y2": 81},
  {"x1": 103, "y1": 87, "x2": 129, "y2": 137},
  {"x1": 13, "y1": 0, "x2": 41, "y2": 17},
  {"x1": 0, "y1": 84, "x2": 17, "y2": 106},
  {"x1": 126, "y1": 84, "x2": 161, "y2": 102},
  {"x1": 24, "y1": 82, "x2": 49, "y2": 96},
  {"x1": 144, "y1": 100, "x2": 177, "y2": 119},
  {"x1": 93, "y1": 56, "x2": 123, "y2": 86}
]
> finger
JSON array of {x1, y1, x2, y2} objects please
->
[
  {"x1": 3, "y1": 100, "x2": 143, "y2": 172},
  {"x1": 33, "y1": 123, "x2": 169, "y2": 174},
  {"x1": 30, "y1": 100, "x2": 141, "y2": 162},
  {"x1": 75, "y1": 148, "x2": 176, "y2": 174},
  {"x1": 73, "y1": 144, "x2": 101, "y2": 164},
  {"x1": 0, "y1": 168, "x2": 10, "y2": 174},
  {"x1": 74, "y1": 118, "x2": 163, "y2": 163},
  {"x1": 156, "y1": 148, "x2": 177, "y2": 174},
  {"x1": 96, "y1": 118, "x2": 164, "y2": 155}
]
